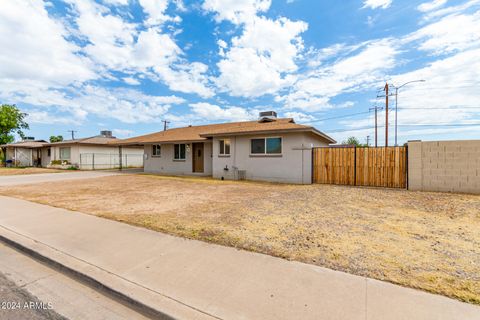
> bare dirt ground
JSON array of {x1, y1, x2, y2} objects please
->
[
  {"x1": 0, "y1": 168, "x2": 62, "y2": 175},
  {"x1": 0, "y1": 174, "x2": 479, "y2": 304}
]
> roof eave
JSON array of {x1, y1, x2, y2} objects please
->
[{"x1": 200, "y1": 128, "x2": 336, "y2": 143}]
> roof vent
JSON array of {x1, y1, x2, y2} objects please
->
[
  {"x1": 100, "y1": 130, "x2": 113, "y2": 138},
  {"x1": 23, "y1": 137, "x2": 35, "y2": 141},
  {"x1": 258, "y1": 111, "x2": 277, "y2": 122}
]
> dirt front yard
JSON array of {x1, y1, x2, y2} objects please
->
[
  {"x1": 0, "y1": 167, "x2": 62, "y2": 175},
  {"x1": 0, "y1": 174, "x2": 478, "y2": 304}
]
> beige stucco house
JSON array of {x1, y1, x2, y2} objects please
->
[
  {"x1": 115, "y1": 113, "x2": 336, "y2": 184},
  {"x1": 2, "y1": 139, "x2": 48, "y2": 167},
  {"x1": 2, "y1": 131, "x2": 144, "y2": 169}
]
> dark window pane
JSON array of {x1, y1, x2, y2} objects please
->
[
  {"x1": 174, "y1": 144, "x2": 179, "y2": 159},
  {"x1": 180, "y1": 144, "x2": 186, "y2": 159},
  {"x1": 219, "y1": 140, "x2": 225, "y2": 154},
  {"x1": 251, "y1": 139, "x2": 265, "y2": 154},
  {"x1": 225, "y1": 140, "x2": 230, "y2": 155},
  {"x1": 266, "y1": 138, "x2": 282, "y2": 154}
]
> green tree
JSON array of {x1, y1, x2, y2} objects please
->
[
  {"x1": 49, "y1": 135, "x2": 64, "y2": 143},
  {"x1": 0, "y1": 104, "x2": 29, "y2": 161},
  {"x1": 342, "y1": 136, "x2": 368, "y2": 147}
]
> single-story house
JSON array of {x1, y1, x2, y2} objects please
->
[
  {"x1": 114, "y1": 112, "x2": 336, "y2": 184},
  {"x1": 2, "y1": 131, "x2": 144, "y2": 169},
  {"x1": 1, "y1": 139, "x2": 48, "y2": 167}
]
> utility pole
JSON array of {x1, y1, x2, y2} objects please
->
[
  {"x1": 369, "y1": 105, "x2": 382, "y2": 147},
  {"x1": 162, "y1": 120, "x2": 170, "y2": 131},
  {"x1": 67, "y1": 130, "x2": 77, "y2": 140},
  {"x1": 384, "y1": 82, "x2": 389, "y2": 147}
]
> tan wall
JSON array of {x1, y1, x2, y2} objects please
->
[
  {"x1": 144, "y1": 142, "x2": 213, "y2": 176},
  {"x1": 408, "y1": 140, "x2": 480, "y2": 194},
  {"x1": 212, "y1": 132, "x2": 329, "y2": 184}
]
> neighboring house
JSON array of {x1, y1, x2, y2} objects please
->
[
  {"x1": 2, "y1": 131, "x2": 144, "y2": 169},
  {"x1": 115, "y1": 112, "x2": 336, "y2": 184},
  {"x1": 1, "y1": 139, "x2": 48, "y2": 167}
]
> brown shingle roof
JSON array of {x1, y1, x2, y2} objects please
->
[
  {"x1": 112, "y1": 118, "x2": 336, "y2": 145},
  {"x1": 45, "y1": 136, "x2": 117, "y2": 146},
  {"x1": 0, "y1": 140, "x2": 48, "y2": 148}
]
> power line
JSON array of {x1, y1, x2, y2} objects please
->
[
  {"x1": 304, "y1": 111, "x2": 371, "y2": 123},
  {"x1": 324, "y1": 123, "x2": 480, "y2": 133}
]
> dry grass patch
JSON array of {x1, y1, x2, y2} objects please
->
[
  {"x1": 0, "y1": 167, "x2": 62, "y2": 175},
  {"x1": 0, "y1": 174, "x2": 479, "y2": 304}
]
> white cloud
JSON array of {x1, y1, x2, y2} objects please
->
[
  {"x1": 283, "y1": 111, "x2": 315, "y2": 122},
  {"x1": 67, "y1": 0, "x2": 214, "y2": 97},
  {"x1": 102, "y1": 0, "x2": 129, "y2": 5},
  {"x1": 139, "y1": 0, "x2": 180, "y2": 26},
  {"x1": 123, "y1": 77, "x2": 140, "y2": 85},
  {"x1": 279, "y1": 39, "x2": 398, "y2": 111},
  {"x1": 216, "y1": 16, "x2": 307, "y2": 97},
  {"x1": 417, "y1": 0, "x2": 447, "y2": 12},
  {"x1": 362, "y1": 0, "x2": 392, "y2": 10},
  {"x1": 26, "y1": 111, "x2": 81, "y2": 125},
  {"x1": 406, "y1": 11, "x2": 480, "y2": 55},
  {"x1": 202, "y1": 0, "x2": 271, "y2": 24},
  {"x1": 113, "y1": 128, "x2": 134, "y2": 137},
  {"x1": 189, "y1": 102, "x2": 258, "y2": 121},
  {"x1": 0, "y1": 0, "x2": 95, "y2": 88}
]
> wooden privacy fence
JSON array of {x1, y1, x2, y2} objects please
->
[{"x1": 312, "y1": 146, "x2": 407, "y2": 188}]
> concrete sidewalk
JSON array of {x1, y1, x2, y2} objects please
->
[
  {"x1": 0, "y1": 196, "x2": 478, "y2": 320},
  {"x1": 0, "y1": 171, "x2": 118, "y2": 186}
]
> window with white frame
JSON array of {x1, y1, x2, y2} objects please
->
[
  {"x1": 152, "y1": 144, "x2": 161, "y2": 157},
  {"x1": 59, "y1": 147, "x2": 71, "y2": 160},
  {"x1": 250, "y1": 137, "x2": 282, "y2": 155},
  {"x1": 219, "y1": 139, "x2": 231, "y2": 155},
  {"x1": 174, "y1": 144, "x2": 186, "y2": 160}
]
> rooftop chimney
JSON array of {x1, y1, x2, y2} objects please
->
[{"x1": 258, "y1": 111, "x2": 277, "y2": 122}]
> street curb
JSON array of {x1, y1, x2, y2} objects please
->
[{"x1": 0, "y1": 233, "x2": 176, "y2": 320}]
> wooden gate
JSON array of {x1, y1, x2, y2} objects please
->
[{"x1": 312, "y1": 146, "x2": 407, "y2": 188}]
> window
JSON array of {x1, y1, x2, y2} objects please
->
[
  {"x1": 59, "y1": 147, "x2": 71, "y2": 160},
  {"x1": 174, "y1": 144, "x2": 186, "y2": 160},
  {"x1": 152, "y1": 144, "x2": 161, "y2": 157},
  {"x1": 47, "y1": 148, "x2": 51, "y2": 157},
  {"x1": 219, "y1": 139, "x2": 231, "y2": 155},
  {"x1": 250, "y1": 137, "x2": 282, "y2": 155}
]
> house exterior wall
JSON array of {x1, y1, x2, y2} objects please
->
[
  {"x1": 408, "y1": 140, "x2": 480, "y2": 194},
  {"x1": 144, "y1": 142, "x2": 212, "y2": 176},
  {"x1": 40, "y1": 147, "x2": 51, "y2": 167},
  {"x1": 212, "y1": 132, "x2": 329, "y2": 184}
]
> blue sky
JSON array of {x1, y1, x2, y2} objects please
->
[{"x1": 1, "y1": 0, "x2": 479, "y2": 144}]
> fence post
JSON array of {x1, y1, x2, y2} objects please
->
[
  {"x1": 353, "y1": 146, "x2": 357, "y2": 186},
  {"x1": 92, "y1": 153, "x2": 95, "y2": 170},
  {"x1": 118, "y1": 146, "x2": 123, "y2": 171}
]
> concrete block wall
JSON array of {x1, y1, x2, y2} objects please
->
[{"x1": 408, "y1": 140, "x2": 480, "y2": 194}]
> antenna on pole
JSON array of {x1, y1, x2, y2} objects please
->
[
  {"x1": 162, "y1": 120, "x2": 170, "y2": 131},
  {"x1": 67, "y1": 130, "x2": 77, "y2": 140}
]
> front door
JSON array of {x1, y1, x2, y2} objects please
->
[{"x1": 192, "y1": 143, "x2": 204, "y2": 173}]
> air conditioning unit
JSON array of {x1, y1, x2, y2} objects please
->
[{"x1": 258, "y1": 111, "x2": 277, "y2": 122}]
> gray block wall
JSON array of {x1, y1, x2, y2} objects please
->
[{"x1": 408, "y1": 140, "x2": 480, "y2": 194}]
